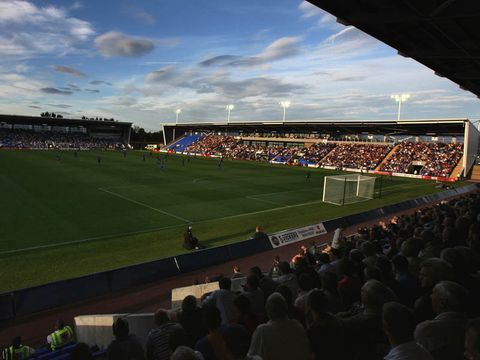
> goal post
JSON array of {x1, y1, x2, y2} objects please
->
[{"x1": 323, "y1": 174, "x2": 376, "y2": 205}]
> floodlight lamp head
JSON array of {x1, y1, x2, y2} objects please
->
[
  {"x1": 175, "y1": 108, "x2": 182, "y2": 114},
  {"x1": 280, "y1": 100, "x2": 291, "y2": 108},
  {"x1": 226, "y1": 104, "x2": 234, "y2": 111}
]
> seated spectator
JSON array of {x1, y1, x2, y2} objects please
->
[
  {"x1": 146, "y1": 309, "x2": 183, "y2": 360},
  {"x1": 320, "y1": 271, "x2": 343, "y2": 313},
  {"x1": 202, "y1": 278, "x2": 237, "y2": 325},
  {"x1": 275, "y1": 285, "x2": 305, "y2": 325},
  {"x1": 243, "y1": 275, "x2": 265, "y2": 317},
  {"x1": 233, "y1": 294, "x2": 260, "y2": 336},
  {"x1": 415, "y1": 281, "x2": 468, "y2": 360},
  {"x1": 414, "y1": 258, "x2": 453, "y2": 323},
  {"x1": 306, "y1": 290, "x2": 346, "y2": 360},
  {"x1": 465, "y1": 318, "x2": 480, "y2": 360},
  {"x1": 47, "y1": 319, "x2": 75, "y2": 351},
  {"x1": 337, "y1": 258, "x2": 362, "y2": 310},
  {"x1": 391, "y1": 254, "x2": 420, "y2": 307},
  {"x1": 2, "y1": 336, "x2": 35, "y2": 360},
  {"x1": 107, "y1": 318, "x2": 145, "y2": 360},
  {"x1": 177, "y1": 295, "x2": 206, "y2": 346},
  {"x1": 382, "y1": 302, "x2": 432, "y2": 360},
  {"x1": 223, "y1": 325, "x2": 262, "y2": 360},
  {"x1": 70, "y1": 343, "x2": 93, "y2": 360},
  {"x1": 249, "y1": 266, "x2": 277, "y2": 298},
  {"x1": 248, "y1": 293, "x2": 310, "y2": 360},
  {"x1": 195, "y1": 306, "x2": 233, "y2": 360},
  {"x1": 337, "y1": 279, "x2": 396, "y2": 360},
  {"x1": 273, "y1": 261, "x2": 299, "y2": 296},
  {"x1": 171, "y1": 346, "x2": 204, "y2": 360},
  {"x1": 294, "y1": 273, "x2": 315, "y2": 313}
]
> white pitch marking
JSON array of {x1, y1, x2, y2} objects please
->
[{"x1": 98, "y1": 187, "x2": 191, "y2": 223}]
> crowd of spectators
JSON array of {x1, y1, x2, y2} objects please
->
[
  {"x1": 181, "y1": 135, "x2": 463, "y2": 176},
  {"x1": 35, "y1": 191, "x2": 474, "y2": 360},
  {"x1": 381, "y1": 141, "x2": 463, "y2": 177},
  {"x1": 0, "y1": 129, "x2": 122, "y2": 150},
  {"x1": 322, "y1": 143, "x2": 393, "y2": 170}
]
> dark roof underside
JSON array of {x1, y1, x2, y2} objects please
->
[
  {"x1": 166, "y1": 119, "x2": 467, "y2": 136},
  {"x1": 308, "y1": 0, "x2": 480, "y2": 98},
  {"x1": 0, "y1": 114, "x2": 131, "y2": 128}
]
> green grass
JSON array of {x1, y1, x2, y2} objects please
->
[{"x1": 0, "y1": 150, "x2": 463, "y2": 292}]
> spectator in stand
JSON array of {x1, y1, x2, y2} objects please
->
[
  {"x1": 243, "y1": 275, "x2": 265, "y2": 317},
  {"x1": 382, "y1": 302, "x2": 432, "y2": 360},
  {"x1": 47, "y1": 319, "x2": 75, "y2": 351},
  {"x1": 107, "y1": 318, "x2": 145, "y2": 360},
  {"x1": 273, "y1": 261, "x2": 299, "y2": 296},
  {"x1": 177, "y1": 296, "x2": 206, "y2": 347},
  {"x1": 223, "y1": 325, "x2": 262, "y2": 360},
  {"x1": 275, "y1": 285, "x2": 305, "y2": 325},
  {"x1": 294, "y1": 273, "x2": 315, "y2": 313},
  {"x1": 248, "y1": 293, "x2": 310, "y2": 360},
  {"x1": 306, "y1": 289, "x2": 346, "y2": 360},
  {"x1": 252, "y1": 226, "x2": 269, "y2": 242},
  {"x1": 232, "y1": 294, "x2": 260, "y2": 337},
  {"x1": 231, "y1": 266, "x2": 244, "y2": 279},
  {"x1": 249, "y1": 266, "x2": 277, "y2": 299},
  {"x1": 2, "y1": 336, "x2": 35, "y2": 360},
  {"x1": 331, "y1": 224, "x2": 346, "y2": 250},
  {"x1": 70, "y1": 343, "x2": 93, "y2": 360},
  {"x1": 195, "y1": 306, "x2": 233, "y2": 360},
  {"x1": 415, "y1": 281, "x2": 469, "y2": 360},
  {"x1": 337, "y1": 279, "x2": 396, "y2": 360},
  {"x1": 171, "y1": 346, "x2": 203, "y2": 360},
  {"x1": 391, "y1": 254, "x2": 420, "y2": 307},
  {"x1": 337, "y1": 258, "x2": 363, "y2": 310},
  {"x1": 465, "y1": 318, "x2": 480, "y2": 360},
  {"x1": 202, "y1": 278, "x2": 237, "y2": 325},
  {"x1": 414, "y1": 258, "x2": 453, "y2": 323},
  {"x1": 146, "y1": 309, "x2": 183, "y2": 360}
]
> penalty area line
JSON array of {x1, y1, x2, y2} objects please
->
[{"x1": 98, "y1": 187, "x2": 191, "y2": 223}]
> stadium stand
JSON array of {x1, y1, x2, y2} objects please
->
[
  {"x1": 0, "y1": 129, "x2": 122, "y2": 150},
  {"x1": 172, "y1": 134, "x2": 464, "y2": 178}
]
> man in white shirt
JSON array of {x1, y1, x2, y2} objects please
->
[{"x1": 202, "y1": 277, "x2": 237, "y2": 325}]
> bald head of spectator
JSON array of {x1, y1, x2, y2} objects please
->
[{"x1": 267, "y1": 293, "x2": 288, "y2": 321}]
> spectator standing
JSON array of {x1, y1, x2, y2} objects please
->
[
  {"x1": 252, "y1": 226, "x2": 269, "y2": 242},
  {"x1": 177, "y1": 296, "x2": 206, "y2": 346},
  {"x1": 195, "y1": 307, "x2": 233, "y2": 360},
  {"x1": 202, "y1": 278, "x2": 237, "y2": 325},
  {"x1": 465, "y1": 318, "x2": 480, "y2": 360}
]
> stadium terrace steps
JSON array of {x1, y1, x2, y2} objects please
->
[
  {"x1": 470, "y1": 165, "x2": 480, "y2": 181},
  {"x1": 167, "y1": 134, "x2": 203, "y2": 153},
  {"x1": 375, "y1": 143, "x2": 399, "y2": 171},
  {"x1": 449, "y1": 156, "x2": 464, "y2": 179}
]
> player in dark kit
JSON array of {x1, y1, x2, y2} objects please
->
[
  {"x1": 306, "y1": 171, "x2": 311, "y2": 181},
  {"x1": 74, "y1": 150, "x2": 78, "y2": 158},
  {"x1": 97, "y1": 156, "x2": 101, "y2": 164},
  {"x1": 123, "y1": 149, "x2": 127, "y2": 158},
  {"x1": 142, "y1": 153, "x2": 146, "y2": 161}
]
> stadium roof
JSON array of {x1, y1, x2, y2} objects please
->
[
  {"x1": 308, "y1": 0, "x2": 480, "y2": 98},
  {"x1": 164, "y1": 118, "x2": 469, "y2": 136},
  {"x1": 0, "y1": 114, "x2": 132, "y2": 128}
]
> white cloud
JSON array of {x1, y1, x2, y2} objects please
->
[
  {"x1": 298, "y1": 1, "x2": 322, "y2": 18},
  {"x1": 0, "y1": 0, "x2": 94, "y2": 57},
  {"x1": 95, "y1": 31, "x2": 155, "y2": 57}
]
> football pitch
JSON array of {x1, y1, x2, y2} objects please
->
[{"x1": 0, "y1": 150, "x2": 460, "y2": 292}]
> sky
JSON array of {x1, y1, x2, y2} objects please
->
[{"x1": 0, "y1": 0, "x2": 479, "y2": 131}]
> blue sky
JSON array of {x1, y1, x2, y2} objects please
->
[{"x1": 0, "y1": 0, "x2": 479, "y2": 130}]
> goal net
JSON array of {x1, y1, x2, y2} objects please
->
[{"x1": 322, "y1": 174, "x2": 376, "y2": 205}]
